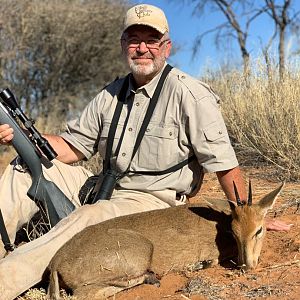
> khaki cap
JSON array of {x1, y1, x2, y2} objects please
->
[{"x1": 123, "y1": 4, "x2": 169, "y2": 34}]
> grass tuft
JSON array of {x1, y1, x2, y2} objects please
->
[{"x1": 205, "y1": 60, "x2": 300, "y2": 181}]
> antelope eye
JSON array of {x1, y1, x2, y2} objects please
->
[{"x1": 255, "y1": 227, "x2": 263, "y2": 236}]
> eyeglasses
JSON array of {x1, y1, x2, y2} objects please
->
[{"x1": 122, "y1": 37, "x2": 169, "y2": 50}]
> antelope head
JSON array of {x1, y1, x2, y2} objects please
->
[{"x1": 229, "y1": 181, "x2": 284, "y2": 270}]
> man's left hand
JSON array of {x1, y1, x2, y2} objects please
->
[{"x1": 266, "y1": 218, "x2": 293, "y2": 231}]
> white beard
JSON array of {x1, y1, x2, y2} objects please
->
[
  {"x1": 127, "y1": 52, "x2": 166, "y2": 79},
  {"x1": 129, "y1": 60, "x2": 156, "y2": 76}
]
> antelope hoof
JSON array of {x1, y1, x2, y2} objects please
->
[{"x1": 144, "y1": 272, "x2": 160, "y2": 287}]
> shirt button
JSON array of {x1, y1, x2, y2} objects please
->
[
  {"x1": 136, "y1": 102, "x2": 140, "y2": 106},
  {"x1": 181, "y1": 75, "x2": 186, "y2": 79},
  {"x1": 146, "y1": 128, "x2": 150, "y2": 132},
  {"x1": 128, "y1": 127, "x2": 133, "y2": 132},
  {"x1": 122, "y1": 153, "x2": 126, "y2": 156},
  {"x1": 219, "y1": 131, "x2": 222, "y2": 134},
  {"x1": 169, "y1": 132, "x2": 173, "y2": 136}
]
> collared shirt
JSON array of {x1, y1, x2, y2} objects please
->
[{"x1": 60, "y1": 65, "x2": 238, "y2": 196}]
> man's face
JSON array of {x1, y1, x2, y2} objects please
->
[{"x1": 121, "y1": 25, "x2": 172, "y2": 80}]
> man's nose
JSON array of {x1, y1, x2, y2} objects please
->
[{"x1": 137, "y1": 41, "x2": 149, "y2": 53}]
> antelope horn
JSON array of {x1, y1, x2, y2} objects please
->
[
  {"x1": 248, "y1": 180, "x2": 252, "y2": 206},
  {"x1": 233, "y1": 181, "x2": 243, "y2": 206}
]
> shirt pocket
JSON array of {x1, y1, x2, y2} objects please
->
[
  {"x1": 202, "y1": 121, "x2": 228, "y2": 152},
  {"x1": 138, "y1": 123, "x2": 179, "y2": 170},
  {"x1": 98, "y1": 121, "x2": 124, "y2": 158}
]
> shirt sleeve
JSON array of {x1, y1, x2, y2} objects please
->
[
  {"x1": 60, "y1": 92, "x2": 104, "y2": 159},
  {"x1": 181, "y1": 77, "x2": 239, "y2": 173}
]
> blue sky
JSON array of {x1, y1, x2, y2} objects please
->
[{"x1": 131, "y1": 1, "x2": 300, "y2": 77}]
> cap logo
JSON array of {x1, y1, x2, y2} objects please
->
[{"x1": 135, "y1": 5, "x2": 152, "y2": 19}]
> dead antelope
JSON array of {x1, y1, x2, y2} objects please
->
[{"x1": 47, "y1": 182, "x2": 284, "y2": 300}]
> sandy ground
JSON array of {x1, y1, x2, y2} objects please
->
[{"x1": 9, "y1": 165, "x2": 300, "y2": 300}]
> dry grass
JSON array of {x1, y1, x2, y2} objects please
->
[
  {"x1": 17, "y1": 288, "x2": 75, "y2": 300},
  {"x1": 205, "y1": 60, "x2": 300, "y2": 181},
  {"x1": 182, "y1": 277, "x2": 226, "y2": 299}
]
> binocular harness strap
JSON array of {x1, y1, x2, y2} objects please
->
[{"x1": 94, "y1": 64, "x2": 196, "y2": 202}]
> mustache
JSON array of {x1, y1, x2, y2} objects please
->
[{"x1": 131, "y1": 54, "x2": 154, "y2": 60}]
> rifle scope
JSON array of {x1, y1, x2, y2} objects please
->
[{"x1": 0, "y1": 88, "x2": 57, "y2": 161}]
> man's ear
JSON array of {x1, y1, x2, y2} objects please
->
[{"x1": 165, "y1": 40, "x2": 172, "y2": 59}]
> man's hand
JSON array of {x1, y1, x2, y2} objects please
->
[
  {"x1": 266, "y1": 218, "x2": 293, "y2": 231},
  {"x1": 0, "y1": 124, "x2": 14, "y2": 145}
]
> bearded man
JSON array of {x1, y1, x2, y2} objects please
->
[{"x1": 0, "y1": 4, "x2": 290, "y2": 299}]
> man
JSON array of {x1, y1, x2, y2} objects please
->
[{"x1": 0, "y1": 4, "x2": 290, "y2": 299}]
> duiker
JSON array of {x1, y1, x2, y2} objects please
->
[{"x1": 47, "y1": 182, "x2": 284, "y2": 300}]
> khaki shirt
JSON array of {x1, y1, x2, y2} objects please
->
[{"x1": 60, "y1": 65, "x2": 238, "y2": 196}]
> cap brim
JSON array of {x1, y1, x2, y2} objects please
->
[{"x1": 124, "y1": 22, "x2": 166, "y2": 34}]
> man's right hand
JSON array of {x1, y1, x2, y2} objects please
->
[{"x1": 0, "y1": 124, "x2": 14, "y2": 145}]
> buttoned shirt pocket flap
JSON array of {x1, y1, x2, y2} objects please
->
[
  {"x1": 203, "y1": 122, "x2": 226, "y2": 142},
  {"x1": 144, "y1": 124, "x2": 178, "y2": 140},
  {"x1": 138, "y1": 124, "x2": 179, "y2": 169}
]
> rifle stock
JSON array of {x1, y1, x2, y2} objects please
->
[{"x1": 0, "y1": 101, "x2": 75, "y2": 227}]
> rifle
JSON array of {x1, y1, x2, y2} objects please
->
[{"x1": 0, "y1": 88, "x2": 75, "y2": 229}]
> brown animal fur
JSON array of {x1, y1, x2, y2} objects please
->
[{"x1": 47, "y1": 183, "x2": 284, "y2": 300}]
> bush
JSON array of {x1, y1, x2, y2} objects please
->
[
  {"x1": 0, "y1": 0, "x2": 129, "y2": 119},
  {"x1": 206, "y1": 62, "x2": 300, "y2": 181}
]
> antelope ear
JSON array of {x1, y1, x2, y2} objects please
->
[
  {"x1": 258, "y1": 182, "x2": 285, "y2": 215},
  {"x1": 228, "y1": 200, "x2": 237, "y2": 212},
  {"x1": 203, "y1": 198, "x2": 231, "y2": 213}
]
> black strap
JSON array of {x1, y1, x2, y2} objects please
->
[
  {"x1": 0, "y1": 209, "x2": 14, "y2": 252},
  {"x1": 103, "y1": 75, "x2": 130, "y2": 174},
  {"x1": 130, "y1": 64, "x2": 173, "y2": 162},
  {"x1": 102, "y1": 64, "x2": 195, "y2": 178},
  {"x1": 127, "y1": 154, "x2": 196, "y2": 176},
  {"x1": 103, "y1": 64, "x2": 173, "y2": 174}
]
